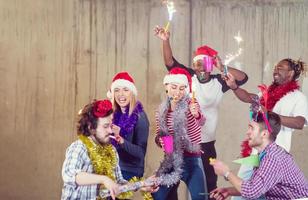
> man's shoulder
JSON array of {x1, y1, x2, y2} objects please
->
[
  {"x1": 280, "y1": 89, "x2": 308, "y2": 103},
  {"x1": 66, "y1": 139, "x2": 86, "y2": 152},
  {"x1": 285, "y1": 89, "x2": 306, "y2": 98},
  {"x1": 265, "y1": 143, "x2": 286, "y2": 159}
]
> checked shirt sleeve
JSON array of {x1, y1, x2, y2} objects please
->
[
  {"x1": 62, "y1": 141, "x2": 88, "y2": 188},
  {"x1": 241, "y1": 154, "x2": 283, "y2": 199}
]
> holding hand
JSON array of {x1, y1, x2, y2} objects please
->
[
  {"x1": 213, "y1": 55, "x2": 224, "y2": 72},
  {"x1": 102, "y1": 176, "x2": 120, "y2": 200},
  {"x1": 140, "y1": 175, "x2": 160, "y2": 193},
  {"x1": 111, "y1": 124, "x2": 124, "y2": 144},
  {"x1": 224, "y1": 73, "x2": 238, "y2": 90},
  {"x1": 154, "y1": 25, "x2": 170, "y2": 41},
  {"x1": 189, "y1": 101, "x2": 200, "y2": 118},
  {"x1": 210, "y1": 188, "x2": 230, "y2": 200},
  {"x1": 209, "y1": 159, "x2": 230, "y2": 177}
]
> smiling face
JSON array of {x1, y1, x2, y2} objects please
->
[
  {"x1": 113, "y1": 87, "x2": 132, "y2": 108},
  {"x1": 165, "y1": 83, "x2": 187, "y2": 102},
  {"x1": 273, "y1": 60, "x2": 294, "y2": 85},
  {"x1": 192, "y1": 59, "x2": 210, "y2": 82}
]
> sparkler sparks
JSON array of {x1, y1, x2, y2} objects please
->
[
  {"x1": 224, "y1": 31, "x2": 244, "y2": 66},
  {"x1": 163, "y1": 1, "x2": 176, "y2": 31}
]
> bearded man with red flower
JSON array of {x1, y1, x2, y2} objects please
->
[{"x1": 61, "y1": 99, "x2": 157, "y2": 200}]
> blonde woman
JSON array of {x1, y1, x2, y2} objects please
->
[{"x1": 108, "y1": 72, "x2": 150, "y2": 181}]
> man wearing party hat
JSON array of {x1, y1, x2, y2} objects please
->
[
  {"x1": 154, "y1": 26, "x2": 248, "y2": 198},
  {"x1": 209, "y1": 111, "x2": 308, "y2": 199}
]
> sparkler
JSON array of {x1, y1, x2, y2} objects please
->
[
  {"x1": 224, "y1": 31, "x2": 244, "y2": 74},
  {"x1": 163, "y1": 1, "x2": 176, "y2": 31},
  {"x1": 191, "y1": 91, "x2": 196, "y2": 104},
  {"x1": 109, "y1": 135, "x2": 116, "y2": 140}
]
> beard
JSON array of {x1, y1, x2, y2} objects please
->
[
  {"x1": 196, "y1": 72, "x2": 209, "y2": 83},
  {"x1": 93, "y1": 134, "x2": 110, "y2": 146}
]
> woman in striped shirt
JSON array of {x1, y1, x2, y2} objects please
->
[{"x1": 153, "y1": 67, "x2": 208, "y2": 200}]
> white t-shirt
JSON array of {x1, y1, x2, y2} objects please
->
[
  {"x1": 192, "y1": 75, "x2": 224, "y2": 143},
  {"x1": 167, "y1": 57, "x2": 248, "y2": 143},
  {"x1": 271, "y1": 90, "x2": 308, "y2": 152}
]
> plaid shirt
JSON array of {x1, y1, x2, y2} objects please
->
[
  {"x1": 241, "y1": 142, "x2": 308, "y2": 200},
  {"x1": 61, "y1": 140, "x2": 127, "y2": 200}
]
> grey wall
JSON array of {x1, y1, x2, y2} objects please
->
[{"x1": 0, "y1": 0, "x2": 307, "y2": 199}]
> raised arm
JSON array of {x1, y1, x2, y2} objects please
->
[
  {"x1": 224, "y1": 73, "x2": 256, "y2": 103},
  {"x1": 214, "y1": 56, "x2": 248, "y2": 84},
  {"x1": 154, "y1": 25, "x2": 174, "y2": 67}
]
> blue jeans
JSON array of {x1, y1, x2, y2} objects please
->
[
  {"x1": 121, "y1": 170, "x2": 143, "y2": 180},
  {"x1": 153, "y1": 156, "x2": 208, "y2": 200}
]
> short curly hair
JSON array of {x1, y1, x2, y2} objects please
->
[{"x1": 77, "y1": 100, "x2": 113, "y2": 136}]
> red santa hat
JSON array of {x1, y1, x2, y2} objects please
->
[
  {"x1": 107, "y1": 72, "x2": 137, "y2": 98},
  {"x1": 193, "y1": 45, "x2": 218, "y2": 63},
  {"x1": 163, "y1": 67, "x2": 192, "y2": 93}
]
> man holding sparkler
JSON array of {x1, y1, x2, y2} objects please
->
[{"x1": 154, "y1": 26, "x2": 248, "y2": 199}]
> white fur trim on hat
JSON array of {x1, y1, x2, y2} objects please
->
[
  {"x1": 193, "y1": 54, "x2": 206, "y2": 63},
  {"x1": 163, "y1": 74, "x2": 189, "y2": 93},
  {"x1": 110, "y1": 79, "x2": 138, "y2": 96}
]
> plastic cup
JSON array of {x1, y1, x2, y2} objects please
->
[
  {"x1": 203, "y1": 56, "x2": 214, "y2": 72},
  {"x1": 161, "y1": 135, "x2": 173, "y2": 154}
]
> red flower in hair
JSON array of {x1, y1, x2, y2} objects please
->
[{"x1": 93, "y1": 100, "x2": 112, "y2": 118}]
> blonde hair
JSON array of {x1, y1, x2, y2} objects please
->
[{"x1": 112, "y1": 91, "x2": 137, "y2": 116}]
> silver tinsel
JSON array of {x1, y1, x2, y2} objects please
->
[{"x1": 156, "y1": 95, "x2": 200, "y2": 187}]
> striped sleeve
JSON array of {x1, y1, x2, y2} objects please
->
[
  {"x1": 154, "y1": 111, "x2": 162, "y2": 147},
  {"x1": 186, "y1": 111, "x2": 202, "y2": 144}
]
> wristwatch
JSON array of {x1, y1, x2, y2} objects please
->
[{"x1": 223, "y1": 171, "x2": 230, "y2": 181}]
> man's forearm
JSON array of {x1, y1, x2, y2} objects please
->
[
  {"x1": 233, "y1": 87, "x2": 255, "y2": 103},
  {"x1": 76, "y1": 172, "x2": 106, "y2": 186},
  {"x1": 228, "y1": 67, "x2": 247, "y2": 81},
  {"x1": 226, "y1": 187, "x2": 242, "y2": 196},
  {"x1": 228, "y1": 172, "x2": 243, "y2": 193},
  {"x1": 279, "y1": 115, "x2": 305, "y2": 129},
  {"x1": 162, "y1": 39, "x2": 174, "y2": 66}
]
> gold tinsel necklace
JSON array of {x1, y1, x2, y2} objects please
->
[{"x1": 79, "y1": 135, "x2": 134, "y2": 199}]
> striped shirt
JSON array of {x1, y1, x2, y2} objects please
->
[
  {"x1": 61, "y1": 140, "x2": 126, "y2": 200},
  {"x1": 241, "y1": 142, "x2": 308, "y2": 200},
  {"x1": 155, "y1": 103, "x2": 205, "y2": 145}
]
